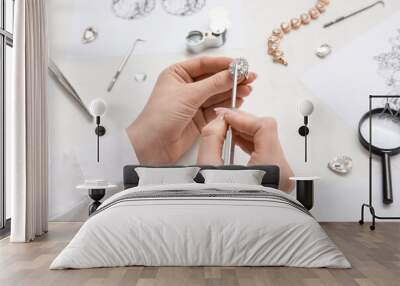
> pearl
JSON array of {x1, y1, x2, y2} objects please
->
[
  {"x1": 272, "y1": 50, "x2": 284, "y2": 58},
  {"x1": 272, "y1": 51, "x2": 288, "y2": 66},
  {"x1": 268, "y1": 35, "x2": 280, "y2": 43},
  {"x1": 268, "y1": 43, "x2": 279, "y2": 55},
  {"x1": 267, "y1": 35, "x2": 280, "y2": 47},
  {"x1": 273, "y1": 58, "x2": 288, "y2": 66},
  {"x1": 309, "y1": 8, "x2": 320, "y2": 19},
  {"x1": 272, "y1": 28, "x2": 283, "y2": 38},
  {"x1": 316, "y1": 3, "x2": 326, "y2": 13},
  {"x1": 290, "y1": 18, "x2": 301, "y2": 29},
  {"x1": 280, "y1": 22, "x2": 291, "y2": 33},
  {"x1": 300, "y1": 13, "x2": 311, "y2": 25}
]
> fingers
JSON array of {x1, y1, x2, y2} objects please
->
[
  {"x1": 233, "y1": 129, "x2": 253, "y2": 142},
  {"x1": 178, "y1": 56, "x2": 232, "y2": 78},
  {"x1": 188, "y1": 71, "x2": 256, "y2": 108},
  {"x1": 202, "y1": 85, "x2": 252, "y2": 108},
  {"x1": 215, "y1": 109, "x2": 263, "y2": 136},
  {"x1": 197, "y1": 117, "x2": 227, "y2": 165},
  {"x1": 189, "y1": 70, "x2": 233, "y2": 104},
  {"x1": 203, "y1": 98, "x2": 244, "y2": 123},
  {"x1": 192, "y1": 109, "x2": 207, "y2": 133},
  {"x1": 180, "y1": 57, "x2": 257, "y2": 108},
  {"x1": 233, "y1": 134, "x2": 254, "y2": 155},
  {"x1": 194, "y1": 71, "x2": 257, "y2": 85},
  {"x1": 239, "y1": 72, "x2": 258, "y2": 85},
  {"x1": 191, "y1": 97, "x2": 245, "y2": 138}
]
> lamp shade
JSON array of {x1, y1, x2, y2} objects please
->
[
  {"x1": 298, "y1": 100, "x2": 314, "y2": 116},
  {"x1": 90, "y1": 98, "x2": 107, "y2": 117}
]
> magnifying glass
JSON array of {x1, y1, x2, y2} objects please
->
[
  {"x1": 185, "y1": 29, "x2": 226, "y2": 53},
  {"x1": 358, "y1": 108, "x2": 400, "y2": 204},
  {"x1": 186, "y1": 31, "x2": 205, "y2": 44}
]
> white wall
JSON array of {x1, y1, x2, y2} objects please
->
[{"x1": 47, "y1": 0, "x2": 400, "y2": 222}]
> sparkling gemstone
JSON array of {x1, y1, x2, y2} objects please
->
[
  {"x1": 82, "y1": 27, "x2": 98, "y2": 44},
  {"x1": 134, "y1": 73, "x2": 147, "y2": 82},
  {"x1": 316, "y1": 44, "x2": 332, "y2": 58},
  {"x1": 229, "y1": 58, "x2": 249, "y2": 79},
  {"x1": 328, "y1": 156, "x2": 353, "y2": 174}
]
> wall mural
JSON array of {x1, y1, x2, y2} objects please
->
[{"x1": 48, "y1": 0, "x2": 400, "y2": 222}]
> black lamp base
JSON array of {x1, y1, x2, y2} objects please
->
[
  {"x1": 95, "y1": 126, "x2": 106, "y2": 136},
  {"x1": 298, "y1": 126, "x2": 309, "y2": 137},
  {"x1": 296, "y1": 180, "x2": 314, "y2": 210},
  {"x1": 88, "y1": 189, "x2": 106, "y2": 215}
]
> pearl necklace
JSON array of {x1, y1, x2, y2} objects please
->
[{"x1": 267, "y1": 0, "x2": 330, "y2": 66}]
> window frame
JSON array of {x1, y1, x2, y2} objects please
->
[{"x1": 0, "y1": 0, "x2": 13, "y2": 232}]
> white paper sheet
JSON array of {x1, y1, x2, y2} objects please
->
[
  {"x1": 302, "y1": 11, "x2": 400, "y2": 169},
  {"x1": 61, "y1": 0, "x2": 244, "y2": 58}
]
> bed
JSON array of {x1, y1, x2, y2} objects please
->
[{"x1": 50, "y1": 165, "x2": 350, "y2": 269}]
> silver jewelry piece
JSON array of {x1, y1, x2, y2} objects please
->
[
  {"x1": 82, "y1": 27, "x2": 98, "y2": 44},
  {"x1": 112, "y1": 0, "x2": 156, "y2": 20},
  {"x1": 229, "y1": 58, "x2": 249, "y2": 80},
  {"x1": 328, "y1": 156, "x2": 353, "y2": 174},
  {"x1": 316, "y1": 44, "x2": 332, "y2": 58},
  {"x1": 224, "y1": 58, "x2": 249, "y2": 165},
  {"x1": 134, "y1": 73, "x2": 147, "y2": 82},
  {"x1": 162, "y1": 0, "x2": 206, "y2": 16}
]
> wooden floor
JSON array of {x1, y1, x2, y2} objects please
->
[{"x1": 0, "y1": 222, "x2": 399, "y2": 286}]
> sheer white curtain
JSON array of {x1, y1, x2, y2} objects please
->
[{"x1": 8, "y1": 0, "x2": 48, "y2": 242}]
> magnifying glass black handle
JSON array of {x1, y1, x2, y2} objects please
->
[{"x1": 381, "y1": 153, "x2": 393, "y2": 204}]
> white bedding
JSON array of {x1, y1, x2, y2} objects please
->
[{"x1": 50, "y1": 183, "x2": 350, "y2": 269}]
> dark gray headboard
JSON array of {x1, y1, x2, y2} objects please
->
[{"x1": 123, "y1": 165, "x2": 280, "y2": 189}]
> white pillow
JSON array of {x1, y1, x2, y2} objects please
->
[
  {"x1": 200, "y1": 169, "x2": 266, "y2": 185},
  {"x1": 135, "y1": 167, "x2": 200, "y2": 186}
]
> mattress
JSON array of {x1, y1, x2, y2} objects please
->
[{"x1": 50, "y1": 183, "x2": 350, "y2": 269}]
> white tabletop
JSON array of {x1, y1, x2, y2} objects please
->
[
  {"x1": 76, "y1": 184, "x2": 118, "y2": 190},
  {"x1": 289, "y1": 177, "x2": 321, "y2": 181}
]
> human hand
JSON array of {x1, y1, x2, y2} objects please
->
[
  {"x1": 197, "y1": 109, "x2": 294, "y2": 192},
  {"x1": 197, "y1": 116, "x2": 227, "y2": 166},
  {"x1": 126, "y1": 56, "x2": 257, "y2": 164}
]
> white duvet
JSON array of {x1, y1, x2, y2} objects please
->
[{"x1": 50, "y1": 183, "x2": 350, "y2": 269}]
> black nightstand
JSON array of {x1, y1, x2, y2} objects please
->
[{"x1": 290, "y1": 177, "x2": 320, "y2": 210}]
